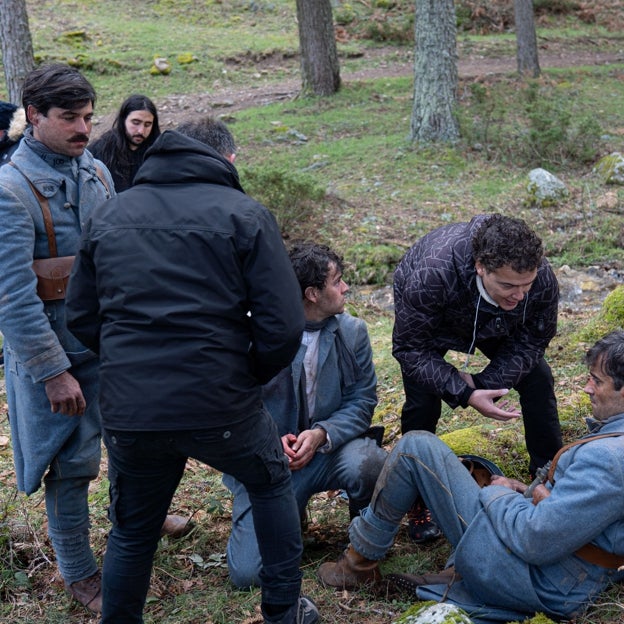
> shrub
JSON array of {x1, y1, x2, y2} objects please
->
[
  {"x1": 363, "y1": 11, "x2": 414, "y2": 43},
  {"x1": 238, "y1": 166, "x2": 325, "y2": 236},
  {"x1": 343, "y1": 242, "x2": 405, "y2": 286},
  {"x1": 459, "y1": 79, "x2": 603, "y2": 168},
  {"x1": 521, "y1": 81, "x2": 602, "y2": 167}
]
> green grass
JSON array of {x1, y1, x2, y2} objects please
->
[{"x1": 26, "y1": 0, "x2": 301, "y2": 111}]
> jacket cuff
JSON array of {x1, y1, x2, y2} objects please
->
[
  {"x1": 312, "y1": 424, "x2": 332, "y2": 453},
  {"x1": 458, "y1": 385, "x2": 475, "y2": 408},
  {"x1": 25, "y1": 347, "x2": 71, "y2": 384}
]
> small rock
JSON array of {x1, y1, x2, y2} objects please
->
[
  {"x1": 526, "y1": 168, "x2": 568, "y2": 207},
  {"x1": 595, "y1": 190, "x2": 619, "y2": 210}
]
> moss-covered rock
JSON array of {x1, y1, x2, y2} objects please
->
[
  {"x1": 439, "y1": 424, "x2": 528, "y2": 479},
  {"x1": 526, "y1": 168, "x2": 568, "y2": 207},
  {"x1": 177, "y1": 53, "x2": 198, "y2": 65},
  {"x1": 574, "y1": 285, "x2": 624, "y2": 344},
  {"x1": 393, "y1": 602, "x2": 559, "y2": 624},
  {"x1": 593, "y1": 152, "x2": 624, "y2": 185},
  {"x1": 509, "y1": 613, "x2": 559, "y2": 624},
  {"x1": 150, "y1": 57, "x2": 171, "y2": 75}
]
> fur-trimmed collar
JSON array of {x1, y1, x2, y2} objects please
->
[{"x1": 8, "y1": 107, "x2": 26, "y2": 141}]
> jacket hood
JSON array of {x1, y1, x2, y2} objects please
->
[{"x1": 134, "y1": 129, "x2": 243, "y2": 192}]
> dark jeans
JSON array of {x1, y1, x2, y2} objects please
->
[
  {"x1": 100, "y1": 408, "x2": 303, "y2": 624},
  {"x1": 401, "y1": 357, "x2": 562, "y2": 475}
]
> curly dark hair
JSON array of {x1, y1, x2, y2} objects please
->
[
  {"x1": 288, "y1": 243, "x2": 344, "y2": 297},
  {"x1": 586, "y1": 330, "x2": 624, "y2": 391},
  {"x1": 472, "y1": 214, "x2": 544, "y2": 272}
]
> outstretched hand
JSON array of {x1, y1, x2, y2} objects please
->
[{"x1": 468, "y1": 388, "x2": 520, "y2": 422}]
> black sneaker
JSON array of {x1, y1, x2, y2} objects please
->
[
  {"x1": 407, "y1": 500, "x2": 442, "y2": 544},
  {"x1": 263, "y1": 595, "x2": 319, "y2": 624}
]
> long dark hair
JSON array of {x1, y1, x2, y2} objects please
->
[{"x1": 90, "y1": 94, "x2": 160, "y2": 172}]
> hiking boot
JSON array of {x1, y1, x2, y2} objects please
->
[
  {"x1": 66, "y1": 570, "x2": 102, "y2": 613},
  {"x1": 317, "y1": 544, "x2": 381, "y2": 590},
  {"x1": 160, "y1": 514, "x2": 193, "y2": 538},
  {"x1": 263, "y1": 595, "x2": 319, "y2": 623},
  {"x1": 407, "y1": 500, "x2": 442, "y2": 544},
  {"x1": 387, "y1": 566, "x2": 461, "y2": 594}
]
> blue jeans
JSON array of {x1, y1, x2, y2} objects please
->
[
  {"x1": 100, "y1": 408, "x2": 303, "y2": 624},
  {"x1": 225, "y1": 435, "x2": 387, "y2": 587},
  {"x1": 349, "y1": 431, "x2": 481, "y2": 559},
  {"x1": 349, "y1": 431, "x2": 536, "y2": 624}
]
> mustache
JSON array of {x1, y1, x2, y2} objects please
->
[{"x1": 70, "y1": 134, "x2": 90, "y2": 143}]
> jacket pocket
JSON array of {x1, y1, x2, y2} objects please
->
[{"x1": 45, "y1": 301, "x2": 97, "y2": 366}]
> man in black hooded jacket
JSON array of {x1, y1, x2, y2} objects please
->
[{"x1": 66, "y1": 117, "x2": 319, "y2": 624}]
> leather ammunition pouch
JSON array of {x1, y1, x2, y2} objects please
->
[{"x1": 32, "y1": 255, "x2": 75, "y2": 301}]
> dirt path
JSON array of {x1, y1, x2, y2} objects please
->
[{"x1": 152, "y1": 47, "x2": 623, "y2": 130}]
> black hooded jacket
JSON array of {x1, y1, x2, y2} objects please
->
[
  {"x1": 66, "y1": 130, "x2": 304, "y2": 430},
  {"x1": 392, "y1": 215, "x2": 559, "y2": 409}
]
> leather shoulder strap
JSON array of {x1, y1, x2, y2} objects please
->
[
  {"x1": 548, "y1": 432, "x2": 624, "y2": 485},
  {"x1": 94, "y1": 164, "x2": 111, "y2": 196},
  {"x1": 8, "y1": 162, "x2": 57, "y2": 257}
]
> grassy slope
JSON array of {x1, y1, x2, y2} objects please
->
[{"x1": 1, "y1": 1, "x2": 624, "y2": 622}]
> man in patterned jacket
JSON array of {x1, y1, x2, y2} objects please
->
[{"x1": 392, "y1": 214, "x2": 562, "y2": 541}]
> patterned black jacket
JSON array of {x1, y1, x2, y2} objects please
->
[{"x1": 392, "y1": 215, "x2": 559, "y2": 408}]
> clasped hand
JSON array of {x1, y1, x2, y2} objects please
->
[{"x1": 282, "y1": 428, "x2": 327, "y2": 471}]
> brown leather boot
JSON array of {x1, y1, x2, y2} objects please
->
[
  {"x1": 66, "y1": 570, "x2": 102, "y2": 613},
  {"x1": 317, "y1": 545, "x2": 381, "y2": 589},
  {"x1": 160, "y1": 514, "x2": 193, "y2": 538}
]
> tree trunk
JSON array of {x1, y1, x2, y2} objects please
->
[
  {"x1": 295, "y1": 0, "x2": 341, "y2": 96},
  {"x1": 0, "y1": 0, "x2": 34, "y2": 104},
  {"x1": 410, "y1": 0, "x2": 459, "y2": 143},
  {"x1": 514, "y1": 0, "x2": 541, "y2": 78}
]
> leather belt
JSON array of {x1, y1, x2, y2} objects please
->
[{"x1": 575, "y1": 543, "x2": 624, "y2": 571}]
